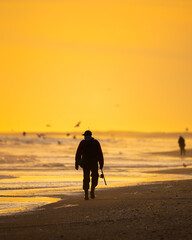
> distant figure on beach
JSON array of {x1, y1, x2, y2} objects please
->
[
  {"x1": 75, "y1": 130, "x2": 104, "y2": 200},
  {"x1": 178, "y1": 136, "x2": 186, "y2": 155}
]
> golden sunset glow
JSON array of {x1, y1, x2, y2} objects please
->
[{"x1": 0, "y1": 0, "x2": 192, "y2": 132}]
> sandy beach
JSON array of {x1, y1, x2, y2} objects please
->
[
  {"x1": 0, "y1": 146, "x2": 192, "y2": 240},
  {"x1": 0, "y1": 167, "x2": 192, "y2": 240}
]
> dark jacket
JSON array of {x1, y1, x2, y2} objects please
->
[
  {"x1": 178, "y1": 137, "x2": 185, "y2": 147},
  {"x1": 75, "y1": 138, "x2": 104, "y2": 169}
]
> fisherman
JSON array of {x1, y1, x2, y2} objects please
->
[
  {"x1": 178, "y1": 136, "x2": 186, "y2": 155},
  {"x1": 75, "y1": 130, "x2": 104, "y2": 200}
]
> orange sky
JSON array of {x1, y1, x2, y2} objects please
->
[{"x1": 0, "y1": 0, "x2": 192, "y2": 132}]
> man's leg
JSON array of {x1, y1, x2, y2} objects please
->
[
  {"x1": 181, "y1": 146, "x2": 185, "y2": 155},
  {"x1": 180, "y1": 147, "x2": 182, "y2": 155},
  {"x1": 83, "y1": 167, "x2": 90, "y2": 200},
  {"x1": 90, "y1": 166, "x2": 99, "y2": 199},
  {"x1": 183, "y1": 147, "x2": 186, "y2": 155}
]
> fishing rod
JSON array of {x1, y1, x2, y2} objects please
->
[{"x1": 100, "y1": 169, "x2": 107, "y2": 185}]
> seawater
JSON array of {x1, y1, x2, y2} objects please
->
[{"x1": 0, "y1": 132, "x2": 192, "y2": 216}]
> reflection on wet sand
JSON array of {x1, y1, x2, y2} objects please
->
[{"x1": 0, "y1": 197, "x2": 60, "y2": 216}]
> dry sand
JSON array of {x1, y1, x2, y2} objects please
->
[{"x1": 0, "y1": 168, "x2": 192, "y2": 240}]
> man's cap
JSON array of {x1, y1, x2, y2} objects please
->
[{"x1": 82, "y1": 130, "x2": 92, "y2": 136}]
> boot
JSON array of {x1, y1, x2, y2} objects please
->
[
  {"x1": 90, "y1": 188, "x2": 95, "y2": 199},
  {"x1": 84, "y1": 190, "x2": 89, "y2": 200}
]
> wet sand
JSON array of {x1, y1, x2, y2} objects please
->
[
  {"x1": 149, "y1": 167, "x2": 192, "y2": 175},
  {"x1": 150, "y1": 148, "x2": 192, "y2": 158},
  {"x1": 0, "y1": 175, "x2": 192, "y2": 240}
]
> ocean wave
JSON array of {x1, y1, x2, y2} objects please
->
[
  {"x1": 0, "y1": 175, "x2": 17, "y2": 180},
  {"x1": 0, "y1": 155, "x2": 37, "y2": 164},
  {"x1": 34, "y1": 163, "x2": 65, "y2": 168}
]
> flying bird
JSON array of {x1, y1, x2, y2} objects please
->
[
  {"x1": 37, "y1": 133, "x2": 45, "y2": 138},
  {"x1": 46, "y1": 124, "x2": 51, "y2": 127},
  {"x1": 74, "y1": 121, "x2": 81, "y2": 128},
  {"x1": 183, "y1": 163, "x2": 187, "y2": 167}
]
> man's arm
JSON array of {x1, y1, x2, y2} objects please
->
[
  {"x1": 97, "y1": 141, "x2": 104, "y2": 169},
  {"x1": 75, "y1": 141, "x2": 83, "y2": 170}
]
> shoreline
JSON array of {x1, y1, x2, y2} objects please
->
[
  {"x1": 0, "y1": 177, "x2": 192, "y2": 240},
  {"x1": 1, "y1": 166, "x2": 192, "y2": 217}
]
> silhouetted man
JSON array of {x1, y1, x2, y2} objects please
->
[
  {"x1": 75, "y1": 130, "x2": 104, "y2": 200},
  {"x1": 178, "y1": 136, "x2": 186, "y2": 155}
]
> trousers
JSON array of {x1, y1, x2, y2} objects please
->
[{"x1": 83, "y1": 164, "x2": 99, "y2": 190}]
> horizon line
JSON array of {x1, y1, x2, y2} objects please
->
[{"x1": 0, "y1": 130, "x2": 190, "y2": 134}]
